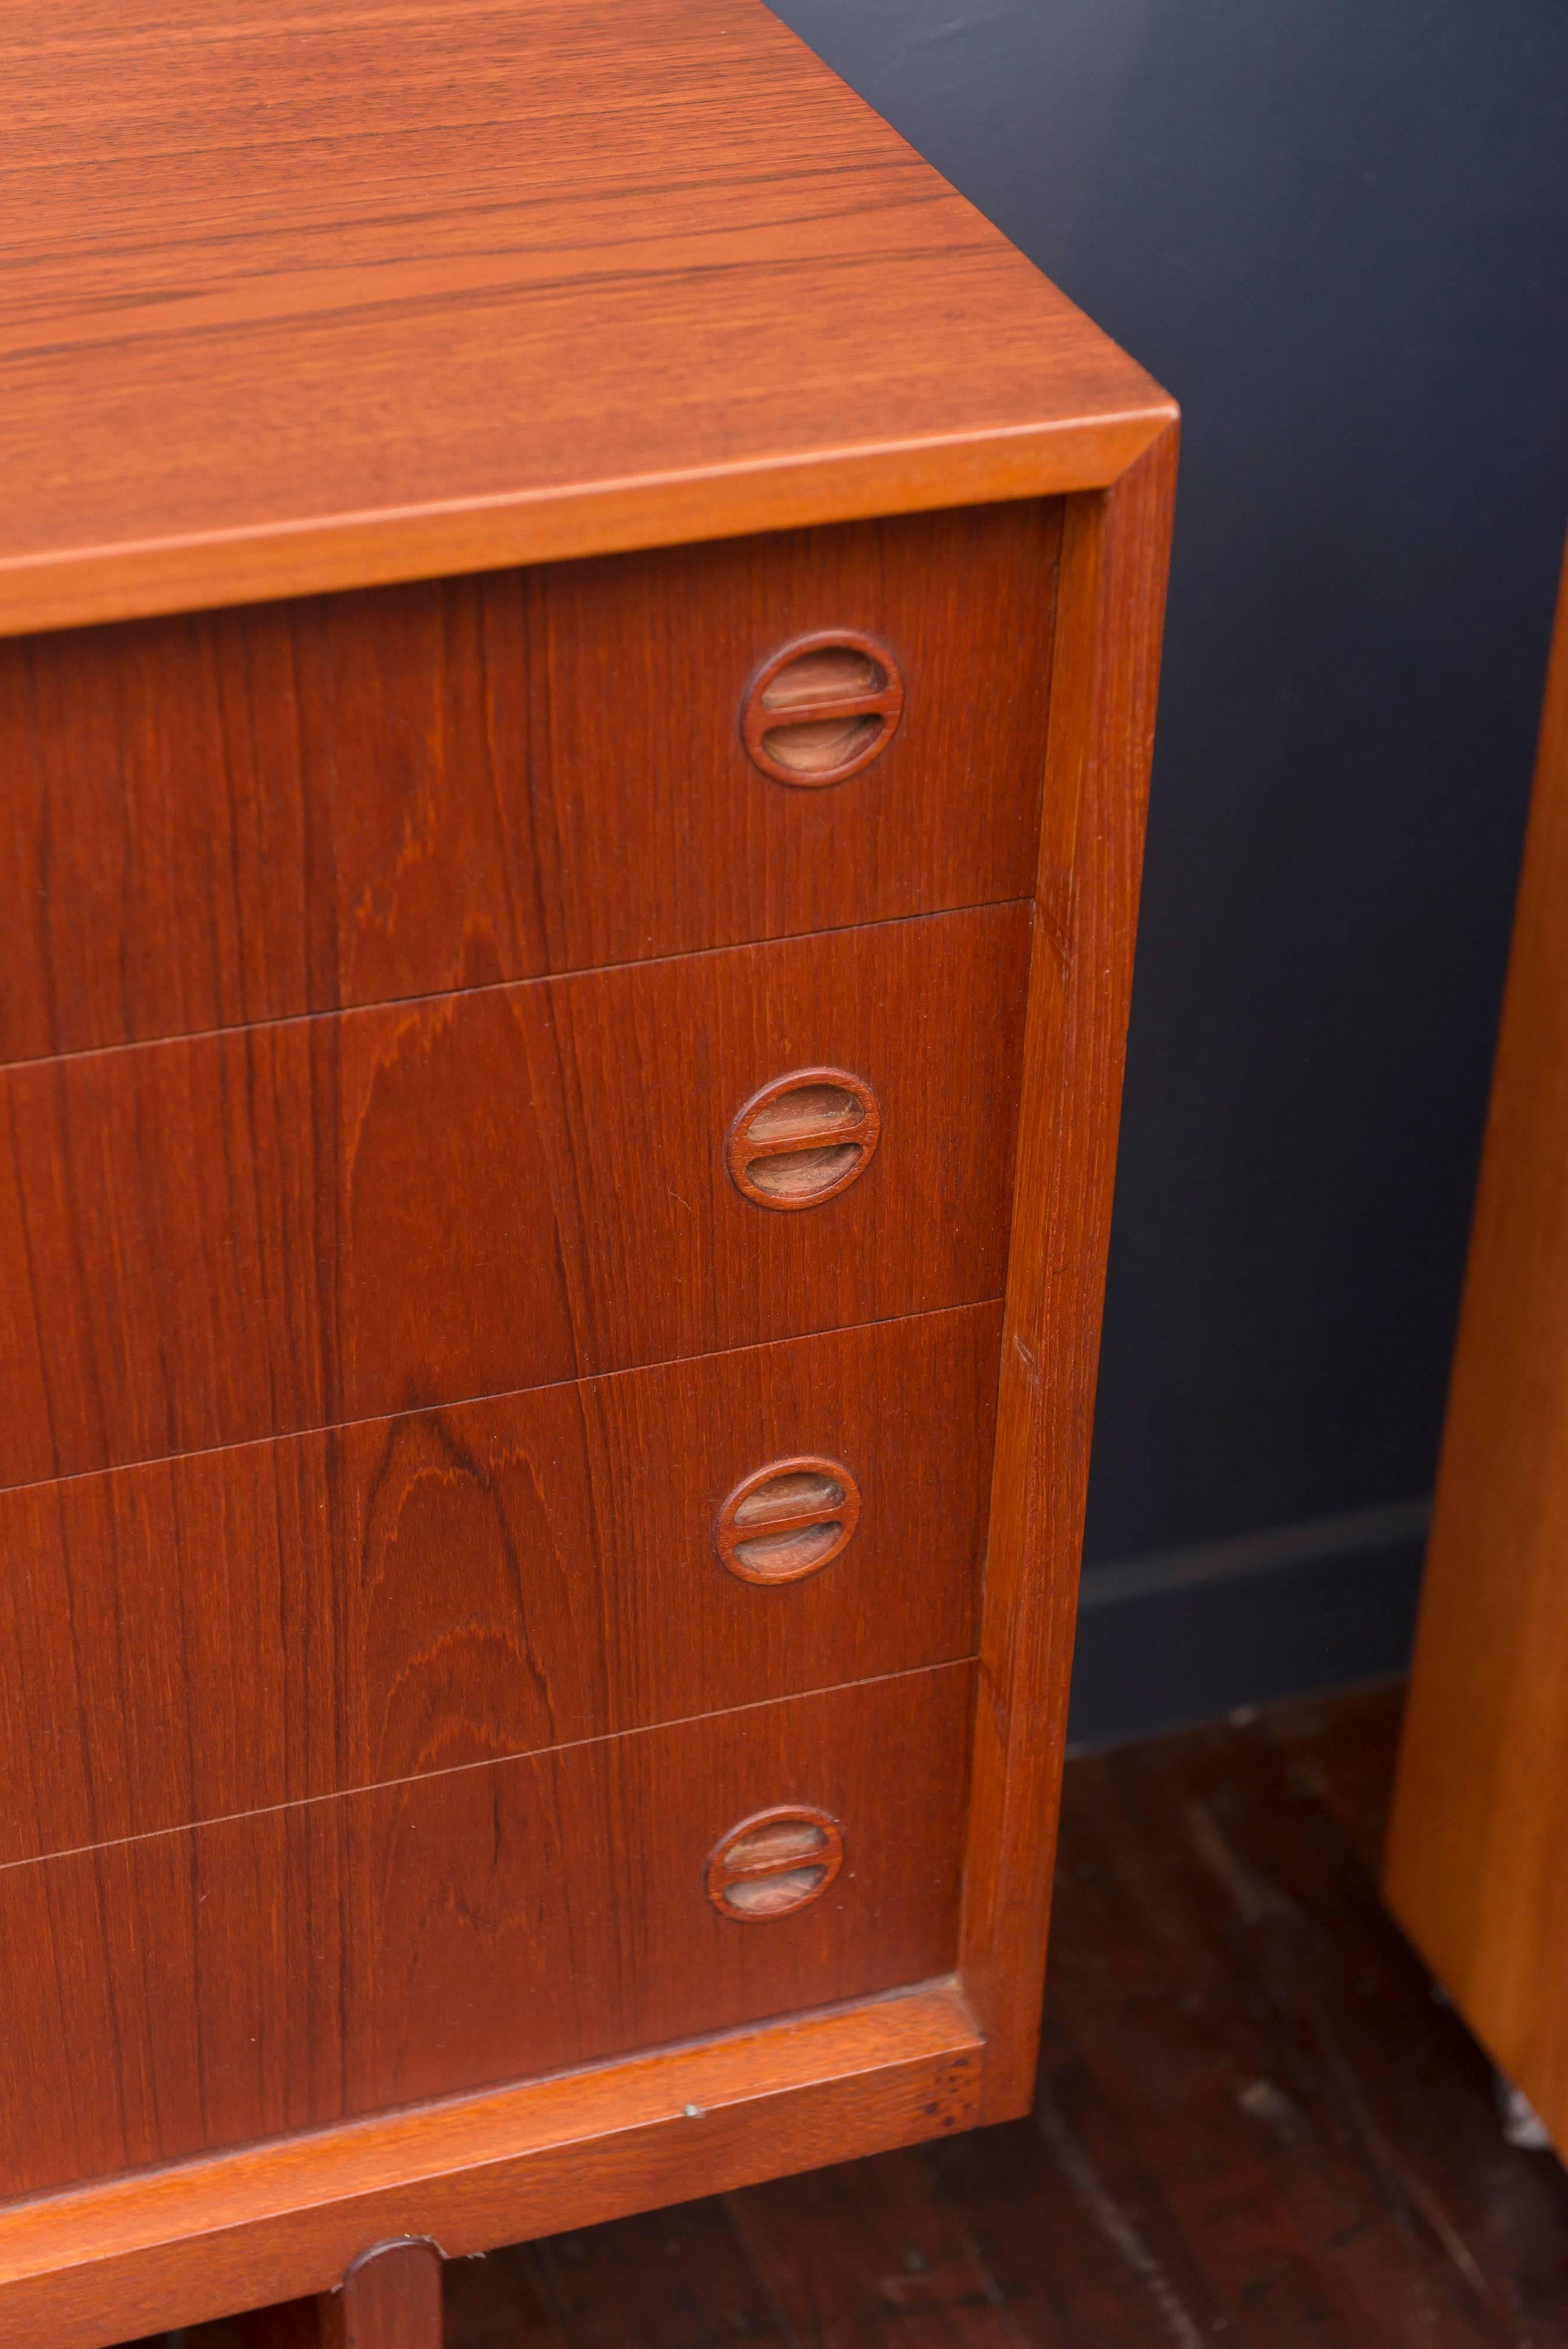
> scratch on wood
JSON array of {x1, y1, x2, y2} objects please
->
[
  {"x1": 1189, "y1": 1801, "x2": 1512, "y2": 2327},
  {"x1": 1185, "y1": 1800, "x2": 1293, "y2": 1925},
  {"x1": 1304, "y1": 1999, "x2": 1504, "y2": 2321},
  {"x1": 1036, "y1": 2094, "x2": 1208, "y2": 2349},
  {"x1": 1237, "y1": 2077, "x2": 1305, "y2": 2141}
]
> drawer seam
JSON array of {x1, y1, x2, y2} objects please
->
[{"x1": 0, "y1": 1654, "x2": 981, "y2": 1877}]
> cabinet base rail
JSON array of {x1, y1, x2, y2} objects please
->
[{"x1": 0, "y1": 1977, "x2": 984, "y2": 2349}]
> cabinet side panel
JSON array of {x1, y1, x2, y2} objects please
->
[
  {"x1": 1384, "y1": 537, "x2": 1568, "y2": 2150},
  {"x1": 959, "y1": 429, "x2": 1178, "y2": 2118}
]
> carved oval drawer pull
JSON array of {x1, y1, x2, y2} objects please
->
[
  {"x1": 742, "y1": 631, "x2": 904, "y2": 786},
  {"x1": 726, "y1": 1067, "x2": 881, "y2": 1210},
  {"x1": 716, "y1": 1454, "x2": 862, "y2": 1583},
  {"x1": 706, "y1": 1805, "x2": 844, "y2": 1921}
]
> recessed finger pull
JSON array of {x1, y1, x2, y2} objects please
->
[
  {"x1": 706, "y1": 1805, "x2": 844, "y2": 1921},
  {"x1": 716, "y1": 1455, "x2": 862, "y2": 1583},
  {"x1": 742, "y1": 631, "x2": 904, "y2": 786},
  {"x1": 726, "y1": 1066, "x2": 881, "y2": 1210}
]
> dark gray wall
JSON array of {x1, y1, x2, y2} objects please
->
[{"x1": 771, "y1": 0, "x2": 1568, "y2": 1739}]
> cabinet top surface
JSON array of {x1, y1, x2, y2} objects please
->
[{"x1": 1, "y1": 0, "x2": 1173, "y2": 636}]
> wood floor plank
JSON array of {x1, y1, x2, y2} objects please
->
[
  {"x1": 1039, "y1": 1705, "x2": 1568, "y2": 2346},
  {"x1": 928, "y1": 2090, "x2": 1232, "y2": 2348},
  {"x1": 439, "y1": 2245, "x2": 564, "y2": 2349},
  {"x1": 534, "y1": 2200, "x2": 788, "y2": 2349},
  {"x1": 722, "y1": 2146, "x2": 1025, "y2": 2349},
  {"x1": 1261, "y1": 1683, "x2": 1409, "y2": 1879}
]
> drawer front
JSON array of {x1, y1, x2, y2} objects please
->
[
  {"x1": 0, "y1": 503, "x2": 1057, "y2": 1065},
  {"x1": 0, "y1": 1305, "x2": 1000, "y2": 1866},
  {"x1": 0, "y1": 905, "x2": 1029, "y2": 1486},
  {"x1": 0, "y1": 1663, "x2": 974, "y2": 2201}
]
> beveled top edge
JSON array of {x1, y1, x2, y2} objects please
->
[
  {"x1": 0, "y1": 0, "x2": 1174, "y2": 634},
  {"x1": 0, "y1": 408, "x2": 1175, "y2": 640}
]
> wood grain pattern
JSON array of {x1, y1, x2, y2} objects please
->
[
  {"x1": 321, "y1": 2241, "x2": 442, "y2": 2349},
  {"x1": 0, "y1": 1664, "x2": 974, "y2": 2202},
  {"x1": 0, "y1": 1981, "x2": 982, "y2": 2349},
  {"x1": 0, "y1": 503, "x2": 1058, "y2": 1067},
  {"x1": 0, "y1": 3, "x2": 1169, "y2": 635},
  {"x1": 0, "y1": 906, "x2": 1028, "y2": 1489},
  {"x1": 1384, "y1": 531, "x2": 1568, "y2": 2155},
  {"x1": 958, "y1": 424, "x2": 1179, "y2": 2118},
  {"x1": 0, "y1": 1305, "x2": 998, "y2": 1866}
]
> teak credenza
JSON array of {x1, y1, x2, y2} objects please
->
[{"x1": 0, "y1": 5, "x2": 1176, "y2": 2342}]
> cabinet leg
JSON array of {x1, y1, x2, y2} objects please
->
[{"x1": 319, "y1": 2238, "x2": 443, "y2": 2349}]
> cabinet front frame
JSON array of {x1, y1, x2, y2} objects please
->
[{"x1": 0, "y1": 430, "x2": 1177, "y2": 2348}]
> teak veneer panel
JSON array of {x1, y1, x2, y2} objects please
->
[
  {"x1": 1385, "y1": 536, "x2": 1568, "y2": 2154},
  {"x1": 0, "y1": 1304, "x2": 1000, "y2": 1866},
  {"x1": 0, "y1": 3, "x2": 1170, "y2": 634},
  {"x1": 0, "y1": 906, "x2": 1028, "y2": 1488},
  {"x1": 0, "y1": 505, "x2": 1056, "y2": 1066},
  {"x1": 0, "y1": 1663, "x2": 974, "y2": 2202}
]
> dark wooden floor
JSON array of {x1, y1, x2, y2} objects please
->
[{"x1": 149, "y1": 1685, "x2": 1568, "y2": 2349}]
